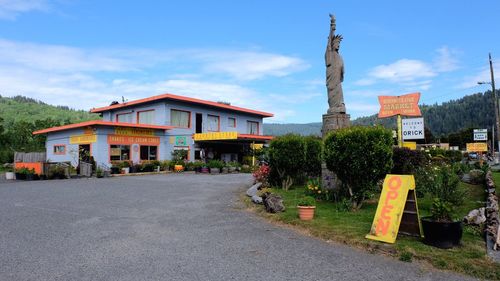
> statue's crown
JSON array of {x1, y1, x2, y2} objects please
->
[{"x1": 333, "y1": 34, "x2": 343, "y2": 42}]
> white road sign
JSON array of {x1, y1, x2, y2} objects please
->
[
  {"x1": 473, "y1": 129, "x2": 488, "y2": 141},
  {"x1": 402, "y1": 117, "x2": 425, "y2": 140}
]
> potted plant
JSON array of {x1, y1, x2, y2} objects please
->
[
  {"x1": 15, "y1": 167, "x2": 28, "y2": 180},
  {"x1": 96, "y1": 167, "x2": 104, "y2": 178},
  {"x1": 5, "y1": 167, "x2": 15, "y2": 180},
  {"x1": 297, "y1": 196, "x2": 316, "y2": 221},
  {"x1": 208, "y1": 160, "x2": 224, "y2": 174},
  {"x1": 227, "y1": 161, "x2": 239, "y2": 173},
  {"x1": 110, "y1": 165, "x2": 120, "y2": 174},
  {"x1": 119, "y1": 161, "x2": 130, "y2": 174},
  {"x1": 421, "y1": 164, "x2": 466, "y2": 249}
]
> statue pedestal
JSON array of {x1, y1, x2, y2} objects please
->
[{"x1": 321, "y1": 112, "x2": 350, "y2": 138}]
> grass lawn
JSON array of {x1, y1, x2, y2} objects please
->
[{"x1": 246, "y1": 181, "x2": 500, "y2": 280}]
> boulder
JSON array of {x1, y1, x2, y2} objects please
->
[
  {"x1": 246, "y1": 182, "x2": 262, "y2": 197},
  {"x1": 251, "y1": 195, "x2": 263, "y2": 204},
  {"x1": 463, "y1": 207, "x2": 486, "y2": 225},
  {"x1": 263, "y1": 194, "x2": 285, "y2": 213}
]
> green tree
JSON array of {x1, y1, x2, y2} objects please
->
[
  {"x1": 268, "y1": 134, "x2": 305, "y2": 190},
  {"x1": 324, "y1": 126, "x2": 393, "y2": 209},
  {"x1": 303, "y1": 136, "x2": 322, "y2": 178}
]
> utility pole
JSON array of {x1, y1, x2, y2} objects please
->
[{"x1": 489, "y1": 53, "x2": 500, "y2": 163}]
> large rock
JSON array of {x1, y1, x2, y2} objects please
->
[
  {"x1": 246, "y1": 182, "x2": 262, "y2": 197},
  {"x1": 251, "y1": 195, "x2": 263, "y2": 204},
  {"x1": 463, "y1": 208, "x2": 486, "y2": 225},
  {"x1": 263, "y1": 194, "x2": 285, "y2": 213}
]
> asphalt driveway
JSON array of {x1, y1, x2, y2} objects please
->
[{"x1": 0, "y1": 174, "x2": 474, "y2": 281}]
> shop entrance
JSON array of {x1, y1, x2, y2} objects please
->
[{"x1": 79, "y1": 144, "x2": 91, "y2": 164}]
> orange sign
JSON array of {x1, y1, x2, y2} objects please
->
[
  {"x1": 107, "y1": 135, "x2": 160, "y2": 145},
  {"x1": 378, "y1": 92, "x2": 421, "y2": 118}
]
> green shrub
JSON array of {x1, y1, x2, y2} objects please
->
[
  {"x1": 303, "y1": 136, "x2": 323, "y2": 178},
  {"x1": 324, "y1": 126, "x2": 393, "y2": 209},
  {"x1": 159, "y1": 160, "x2": 170, "y2": 171},
  {"x1": 391, "y1": 147, "x2": 428, "y2": 174},
  {"x1": 297, "y1": 196, "x2": 316, "y2": 206},
  {"x1": 207, "y1": 160, "x2": 224, "y2": 169},
  {"x1": 444, "y1": 150, "x2": 463, "y2": 163},
  {"x1": 269, "y1": 134, "x2": 306, "y2": 190}
]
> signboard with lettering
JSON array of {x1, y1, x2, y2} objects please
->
[
  {"x1": 193, "y1": 131, "x2": 238, "y2": 141},
  {"x1": 366, "y1": 175, "x2": 420, "y2": 244},
  {"x1": 473, "y1": 129, "x2": 488, "y2": 141},
  {"x1": 378, "y1": 93, "x2": 421, "y2": 118},
  {"x1": 175, "y1": 136, "x2": 188, "y2": 146},
  {"x1": 107, "y1": 135, "x2": 160, "y2": 145},
  {"x1": 466, "y1": 142, "x2": 488, "y2": 152},
  {"x1": 115, "y1": 127, "x2": 154, "y2": 136},
  {"x1": 70, "y1": 134, "x2": 97, "y2": 144},
  {"x1": 402, "y1": 117, "x2": 424, "y2": 140}
]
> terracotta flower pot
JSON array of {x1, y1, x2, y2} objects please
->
[{"x1": 297, "y1": 206, "x2": 316, "y2": 220}]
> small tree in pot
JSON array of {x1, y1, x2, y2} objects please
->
[{"x1": 421, "y1": 164, "x2": 467, "y2": 249}]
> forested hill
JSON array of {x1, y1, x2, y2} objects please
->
[
  {"x1": 0, "y1": 95, "x2": 99, "y2": 163},
  {"x1": 264, "y1": 91, "x2": 497, "y2": 137},
  {"x1": 0, "y1": 95, "x2": 99, "y2": 129}
]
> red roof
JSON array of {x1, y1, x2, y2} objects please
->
[
  {"x1": 33, "y1": 120, "x2": 173, "y2": 135},
  {"x1": 90, "y1": 93, "x2": 274, "y2": 117}
]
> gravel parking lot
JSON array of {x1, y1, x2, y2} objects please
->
[{"x1": 0, "y1": 174, "x2": 474, "y2": 280}]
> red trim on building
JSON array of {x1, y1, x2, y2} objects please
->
[
  {"x1": 237, "y1": 134, "x2": 274, "y2": 141},
  {"x1": 33, "y1": 120, "x2": 173, "y2": 135},
  {"x1": 90, "y1": 93, "x2": 274, "y2": 117}
]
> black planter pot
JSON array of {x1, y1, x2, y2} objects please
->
[
  {"x1": 111, "y1": 167, "x2": 120, "y2": 174},
  {"x1": 25, "y1": 174, "x2": 35, "y2": 181},
  {"x1": 15, "y1": 173, "x2": 26, "y2": 180},
  {"x1": 421, "y1": 217, "x2": 463, "y2": 249}
]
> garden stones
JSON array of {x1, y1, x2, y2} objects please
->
[
  {"x1": 263, "y1": 194, "x2": 285, "y2": 213},
  {"x1": 463, "y1": 208, "x2": 486, "y2": 225},
  {"x1": 246, "y1": 182, "x2": 262, "y2": 197},
  {"x1": 251, "y1": 195, "x2": 263, "y2": 204}
]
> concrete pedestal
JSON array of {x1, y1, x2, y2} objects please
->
[{"x1": 322, "y1": 112, "x2": 351, "y2": 138}]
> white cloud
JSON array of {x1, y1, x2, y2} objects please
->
[
  {"x1": 434, "y1": 46, "x2": 460, "y2": 72},
  {"x1": 0, "y1": 0, "x2": 49, "y2": 20},
  {"x1": 0, "y1": 38, "x2": 308, "y2": 121},
  {"x1": 196, "y1": 51, "x2": 309, "y2": 80},
  {"x1": 354, "y1": 46, "x2": 460, "y2": 89},
  {"x1": 369, "y1": 59, "x2": 436, "y2": 82}
]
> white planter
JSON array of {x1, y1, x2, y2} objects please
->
[
  {"x1": 5, "y1": 172, "x2": 15, "y2": 180},
  {"x1": 121, "y1": 167, "x2": 130, "y2": 174}
]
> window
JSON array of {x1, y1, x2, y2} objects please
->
[
  {"x1": 228, "y1": 117, "x2": 236, "y2": 128},
  {"x1": 247, "y1": 121, "x2": 259, "y2": 135},
  {"x1": 171, "y1": 109, "x2": 190, "y2": 128},
  {"x1": 110, "y1": 145, "x2": 130, "y2": 161},
  {"x1": 140, "y1": 146, "x2": 158, "y2": 161},
  {"x1": 53, "y1": 145, "x2": 66, "y2": 155},
  {"x1": 138, "y1": 110, "x2": 155, "y2": 124},
  {"x1": 207, "y1": 115, "x2": 220, "y2": 131},
  {"x1": 116, "y1": 112, "x2": 133, "y2": 123}
]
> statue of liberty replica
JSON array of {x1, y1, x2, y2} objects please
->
[{"x1": 322, "y1": 14, "x2": 350, "y2": 138}]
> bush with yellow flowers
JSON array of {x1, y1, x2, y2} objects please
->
[{"x1": 304, "y1": 178, "x2": 331, "y2": 200}]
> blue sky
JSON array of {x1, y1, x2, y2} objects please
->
[{"x1": 0, "y1": 0, "x2": 499, "y2": 123}]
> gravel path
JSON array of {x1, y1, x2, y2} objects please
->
[{"x1": 0, "y1": 174, "x2": 475, "y2": 280}]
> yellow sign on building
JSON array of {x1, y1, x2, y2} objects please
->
[
  {"x1": 115, "y1": 127, "x2": 154, "y2": 136},
  {"x1": 193, "y1": 131, "x2": 238, "y2": 141},
  {"x1": 70, "y1": 134, "x2": 97, "y2": 144},
  {"x1": 366, "y1": 175, "x2": 417, "y2": 244},
  {"x1": 403, "y1": 142, "x2": 417, "y2": 150},
  {"x1": 466, "y1": 142, "x2": 487, "y2": 152}
]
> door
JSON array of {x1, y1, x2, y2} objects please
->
[
  {"x1": 79, "y1": 144, "x2": 91, "y2": 164},
  {"x1": 196, "y1": 113, "x2": 203, "y2": 133}
]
